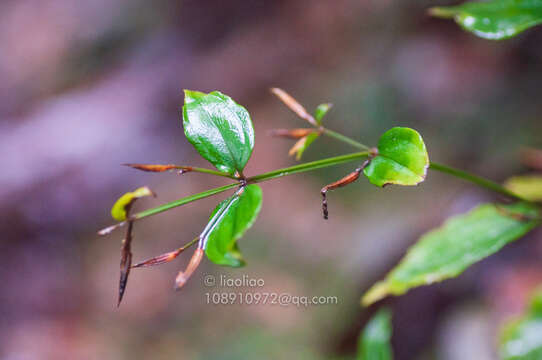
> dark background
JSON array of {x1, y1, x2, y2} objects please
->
[{"x1": 1, "y1": 1, "x2": 542, "y2": 359}]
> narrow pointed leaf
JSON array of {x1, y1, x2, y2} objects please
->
[
  {"x1": 314, "y1": 103, "x2": 333, "y2": 125},
  {"x1": 183, "y1": 90, "x2": 255, "y2": 175},
  {"x1": 357, "y1": 308, "x2": 393, "y2": 360},
  {"x1": 287, "y1": 133, "x2": 320, "y2": 160},
  {"x1": 505, "y1": 175, "x2": 542, "y2": 202},
  {"x1": 118, "y1": 221, "x2": 134, "y2": 306},
  {"x1": 270, "y1": 88, "x2": 316, "y2": 126},
  {"x1": 364, "y1": 127, "x2": 429, "y2": 187},
  {"x1": 430, "y1": 0, "x2": 542, "y2": 40},
  {"x1": 205, "y1": 185, "x2": 263, "y2": 267},
  {"x1": 363, "y1": 202, "x2": 540, "y2": 306},
  {"x1": 500, "y1": 288, "x2": 542, "y2": 360},
  {"x1": 111, "y1": 186, "x2": 155, "y2": 221},
  {"x1": 124, "y1": 164, "x2": 182, "y2": 173},
  {"x1": 269, "y1": 128, "x2": 315, "y2": 139}
]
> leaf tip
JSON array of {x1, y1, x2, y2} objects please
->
[
  {"x1": 361, "y1": 282, "x2": 390, "y2": 307},
  {"x1": 183, "y1": 89, "x2": 206, "y2": 104},
  {"x1": 175, "y1": 248, "x2": 204, "y2": 290},
  {"x1": 427, "y1": 6, "x2": 457, "y2": 19}
]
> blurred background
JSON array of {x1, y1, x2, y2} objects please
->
[{"x1": 1, "y1": 0, "x2": 542, "y2": 359}]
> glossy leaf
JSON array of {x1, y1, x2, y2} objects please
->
[
  {"x1": 430, "y1": 0, "x2": 542, "y2": 40},
  {"x1": 182, "y1": 90, "x2": 255, "y2": 175},
  {"x1": 205, "y1": 185, "x2": 263, "y2": 267},
  {"x1": 357, "y1": 308, "x2": 393, "y2": 360},
  {"x1": 363, "y1": 127, "x2": 429, "y2": 187},
  {"x1": 362, "y1": 202, "x2": 540, "y2": 306},
  {"x1": 314, "y1": 103, "x2": 333, "y2": 125},
  {"x1": 505, "y1": 175, "x2": 542, "y2": 201},
  {"x1": 111, "y1": 186, "x2": 155, "y2": 221},
  {"x1": 500, "y1": 288, "x2": 542, "y2": 360}
]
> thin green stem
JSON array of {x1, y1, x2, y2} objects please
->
[
  {"x1": 322, "y1": 128, "x2": 370, "y2": 151},
  {"x1": 429, "y1": 162, "x2": 527, "y2": 202},
  {"x1": 247, "y1": 151, "x2": 369, "y2": 183},
  {"x1": 133, "y1": 183, "x2": 239, "y2": 220},
  {"x1": 99, "y1": 151, "x2": 369, "y2": 234},
  {"x1": 320, "y1": 127, "x2": 528, "y2": 202},
  {"x1": 185, "y1": 167, "x2": 238, "y2": 179}
]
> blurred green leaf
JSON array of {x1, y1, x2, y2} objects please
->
[
  {"x1": 357, "y1": 308, "x2": 393, "y2": 360},
  {"x1": 111, "y1": 186, "x2": 154, "y2": 221},
  {"x1": 314, "y1": 103, "x2": 333, "y2": 125},
  {"x1": 430, "y1": 0, "x2": 542, "y2": 40},
  {"x1": 290, "y1": 132, "x2": 320, "y2": 161},
  {"x1": 362, "y1": 202, "x2": 540, "y2": 306},
  {"x1": 363, "y1": 127, "x2": 429, "y2": 187},
  {"x1": 500, "y1": 288, "x2": 542, "y2": 360},
  {"x1": 183, "y1": 90, "x2": 255, "y2": 175},
  {"x1": 505, "y1": 175, "x2": 542, "y2": 201},
  {"x1": 205, "y1": 185, "x2": 263, "y2": 267}
]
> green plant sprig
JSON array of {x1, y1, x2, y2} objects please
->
[
  {"x1": 102, "y1": 88, "x2": 540, "y2": 307},
  {"x1": 319, "y1": 126, "x2": 527, "y2": 202}
]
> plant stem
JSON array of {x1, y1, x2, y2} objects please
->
[
  {"x1": 100, "y1": 127, "x2": 529, "y2": 235},
  {"x1": 322, "y1": 128, "x2": 370, "y2": 151},
  {"x1": 184, "y1": 167, "x2": 238, "y2": 179},
  {"x1": 247, "y1": 151, "x2": 369, "y2": 183},
  {"x1": 321, "y1": 127, "x2": 528, "y2": 202},
  {"x1": 99, "y1": 151, "x2": 370, "y2": 234},
  {"x1": 133, "y1": 183, "x2": 240, "y2": 220},
  {"x1": 429, "y1": 162, "x2": 527, "y2": 201}
]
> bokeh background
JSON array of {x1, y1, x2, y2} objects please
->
[{"x1": 1, "y1": 0, "x2": 542, "y2": 359}]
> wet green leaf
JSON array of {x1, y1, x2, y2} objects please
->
[
  {"x1": 314, "y1": 103, "x2": 333, "y2": 125},
  {"x1": 111, "y1": 186, "x2": 154, "y2": 221},
  {"x1": 500, "y1": 288, "x2": 542, "y2": 360},
  {"x1": 363, "y1": 127, "x2": 429, "y2": 187},
  {"x1": 183, "y1": 90, "x2": 255, "y2": 175},
  {"x1": 205, "y1": 185, "x2": 263, "y2": 267},
  {"x1": 363, "y1": 202, "x2": 540, "y2": 306},
  {"x1": 430, "y1": 0, "x2": 542, "y2": 40},
  {"x1": 505, "y1": 175, "x2": 542, "y2": 202},
  {"x1": 357, "y1": 308, "x2": 393, "y2": 360}
]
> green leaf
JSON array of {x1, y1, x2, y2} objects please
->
[
  {"x1": 314, "y1": 103, "x2": 333, "y2": 125},
  {"x1": 429, "y1": 0, "x2": 542, "y2": 40},
  {"x1": 205, "y1": 185, "x2": 263, "y2": 267},
  {"x1": 505, "y1": 175, "x2": 542, "y2": 202},
  {"x1": 500, "y1": 288, "x2": 542, "y2": 360},
  {"x1": 357, "y1": 308, "x2": 393, "y2": 360},
  {"x1": 362, "y1": 202, "x2": 540, "y2": 306},
  {"x1": 111, "y1": 186, "x2": 154, "y2": 221},
  {"x1": 363, "y1": 127, "x2": 429, "y2": 187},
  {"x1": 182, "y1": 90, "x2": 255, "y2": 175},
  {"x1": 290, "y1": 132, "x2": 320, "y2": 161}
]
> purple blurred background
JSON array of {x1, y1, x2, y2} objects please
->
[{"x1": 1, "y1": 1, "x2": 542, "y2": 359}]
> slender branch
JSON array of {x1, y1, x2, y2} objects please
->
[
  {"x1": 100, "y1": 125, "x2": 529, "y2": 236},
  {"x1": 183, "y1": 167, "x2": 237, "y2": 179},
  {"x1": 99, "y1": 151, "x2": 370, "y2": 234},
  {"x1": 429, "y1": 162, "x2": 527, "y2": 202},
  {"x1": 134, "y1": 183, "x2": 240, "y2": 220},
  {"x1": 322, "y1": 128, "x2": 370, "y2": 151},
  {"x1": 320, "y1": 127, "x2": 528, "y2": 202},
  {"x1": 247, "y1": 151, "x2": 369, "y2": 183}
]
